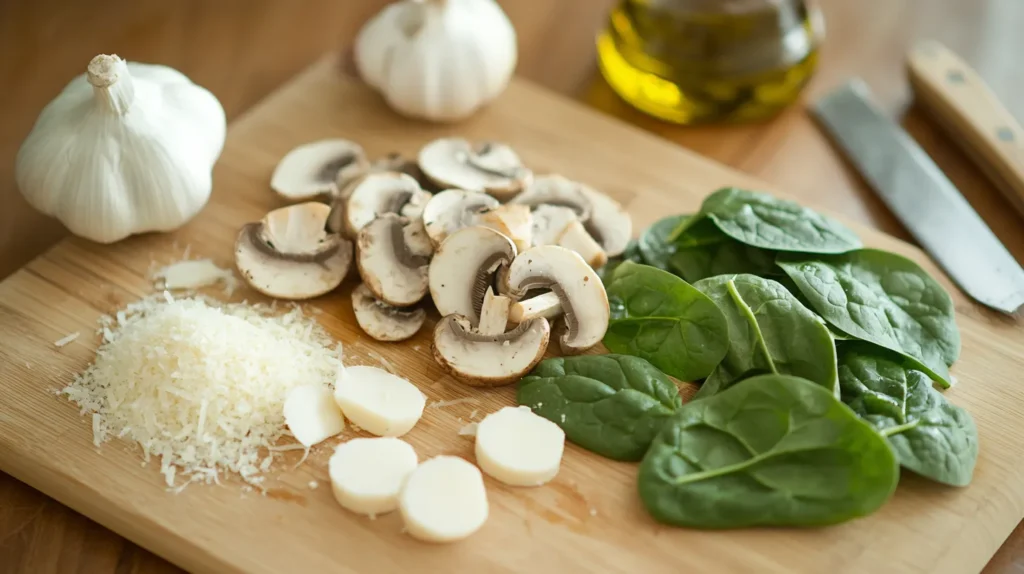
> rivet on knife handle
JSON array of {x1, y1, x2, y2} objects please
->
[
  {"x1": 812, "y1": 79, "x2": 1024, "y2": 315},
  {"x1": 906, "y1": 40, "x2": 1024, "y2": 218}
]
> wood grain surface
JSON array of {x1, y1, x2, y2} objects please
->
[
  {"x1": 2, "y1": 0, "x2": 1024, "y2": 572},
  {"x1": 2, "y1": 55, "x2": 1024, "y2": 574}
]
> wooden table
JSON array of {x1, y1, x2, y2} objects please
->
[{"x1": 2, "y1": 0, "x2": 1022, "y2": 572}]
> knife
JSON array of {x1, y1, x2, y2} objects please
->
[
  {"x1": 906, "y1": 41, "x2": 1024, "y2": 219},
  {"x1": 812, "y1": 79, "x2": 1024, "y2": 315}
]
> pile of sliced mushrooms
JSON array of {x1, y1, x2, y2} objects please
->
[{"x1": 236, "y1": 137, "x2": 632, "y2": 386}]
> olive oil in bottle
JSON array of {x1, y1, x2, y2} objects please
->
[{"x1": 597, "y1": 0, "x2": 822, "y2": 124}]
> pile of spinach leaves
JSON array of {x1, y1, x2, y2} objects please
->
[{"x1": 517, "y1": 186, "x2": 977, "y2": 530}]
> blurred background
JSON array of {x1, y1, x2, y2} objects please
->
[
  {"x1": 2, "y1": 0, "x2": 1023, "y2": 280},
  {"x1": 2, "y1": 0, "x2": 1024, "y2": 572}
]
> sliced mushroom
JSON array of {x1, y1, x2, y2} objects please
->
[
  {"x1": 351, "y1": 283, "x2": 425, "y2": 342},
  {"x1": 512, "y1": 175, "x2": 632, "y2": 257},
  {"x1": 375, "y1": 153, "x2": 445, "y2": 193},
  {"x1": 530, "y1": 204, "x2": 607, "y2": 268},
  {"x1": 510, "y1": 175, "x2": 592, "y2": 221},
  {"x1": 403, "y1": 218, "x2": 434, "y2": 258},
  {"x1": 476, "y1": 288, "x2": 511, "y2": 336},
  {"x1": 325, "y1": 195, "x2": 346, "y2": 235},
  {"x1": 432, "y1": 315, "x2": 550, "y2": 387},
  {"x1": 418, "y1": 138, "x2": 532, "y2": 200},
  {"x1": 476, "y1": 204, "x2": 533, "y2": 253},
  {"x1": 505, "y1": 245, "x2": 609, "y2": 354},
  {"x1": 509, "y1": 291, "x2": 562, "y2": 323},
  {"x1": 557, "y1": 220, "x2": 608, "y2": 268},
  {"x1": 235, "y1": 202, "x2": 353, "y2": 300},
  {"x1": 531, "y1": 204, "x2": 579, "y2": 246},
  {"x1": 357, "y1": 213, "x2": 430, "y2": 307},
  {"x1": 576, "y1": 184, "x2": 633, "y2": 257},
  {"x1": 344, "y1": 172, "x2": 431, "y2": 237},
  {"x1": 429, "y1": 226, "x2": 517, "y2": 323},
  {"x1": 271, "y1": 139, "x2": 368, "y2": 201},
  {"x1": 421, "y1": 189, "x2": 501, "y2": 247},
  {"x1": 336, "y1": 152, "x2": 444, "y2": 197}
]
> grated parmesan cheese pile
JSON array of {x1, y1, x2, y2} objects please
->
[{"x1": 62, "y1": 294, "x2": 343, "y2": 489}]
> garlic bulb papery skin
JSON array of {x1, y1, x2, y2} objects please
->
[
  {"x1": 15, "y1": 54, "x2": 226, "y2": 244},
  {"x1": 355, "y1": 0, "x2": 517, "y2": 123}
]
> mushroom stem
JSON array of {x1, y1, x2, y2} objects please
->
[
  {"x1": 557, "y1": 220, "x2": 607, "y2": 269},
  {"x1": 478, "y1": 204, "x2": 533, "y2": 253},
  {"x1": 478, "y1": 288, "x2": 511, "y2": 336},
  {"x1": 249, "y1": 205, "x2": 345, "y2": 263},
  {"x1": 509, "y1": 292, "x2": 563, "y2": 323},
  {"x1": 326, "y1": 197, "x2": 346, "y2": 235}
]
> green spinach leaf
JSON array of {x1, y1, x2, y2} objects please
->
[
  {"x1": 517, "y1": 355, "x2": 682, "y2": 461},
  {"x1": 669, "y1": 216, "x2": 727, "y2": 248},
  {"x1": 638, "y1": 215, "x2": 688, "y2": 270},
  {"x1": 638, "y1": 374, "x2": 899, "y2": 528},
  {"x1": 638, "y1": 213, "x2": 778, "y2": 283},
  {"x1": 668, "y1": 240, "x2": 778, "y2": 284},
  {"x1": 604, "y1": 262, "x2": 729, "y2": 381},
  {"x1": 692, "y1": 274, "x2": 838, "y2": 397},
  {"x1": 777, "y1": 249, "x2": 960, "y2": 387},
  {"x1": 669, "y1": 187, "x2": 862, "y2": 254},
  {"x1": 838, "y1": 345, "x2": 977, "y2": 486},
  {"x1": 828, "y1": 324, "x2": 854, "y2": 341}
]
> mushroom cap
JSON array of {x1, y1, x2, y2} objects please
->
[
  {"x1": 418, "y1": 138, "x2": 532, "y2": 200},
  {"x1": 271, "y1": 139, "x2": 368, "y2": 201},
  {"x1": 576, "y1": 183, "x2": 632, "y2": 257},
  {"x1": 429, "y1": 226, "x2": 517, "y2": 323},
  {"x1": 505, "y1": 245, "x2": 609, "y2": 353},
  {"x1": 422, "y1": 189, "x2": 500, "y2": 247},
  {"x1": 402, "y1": 218, "x2": 435, "y2": 258},
  {"x1": 373, "y1": 153, "x2": 446, "y2": 193},
  {"x1": 530, "y1": 204, "x2": 579, "y2": 246},
  {"x1": 344, "y1": 172, "x2": 430, "y2": 237},
  {"x1": 356, "y1": 213, "x2": 430, "y2": 307},
  {"x1": 512, "y1": 175, "x2": 632, "y2": 257},
  {"x1": 432, "y1": 316, "x2": 551, "y2": 387},
  {"x1": 510, "y1": 175, "x2": 592, "y2": 221},
  {"x1": 336, "y1": 152, "x2": 444, "y2": 197},
  {"x1": 235, "y1": 202, "x2": 353, "y2": 300},
  {"x1": 351, "y1": 283, "x2": 426, "y2": 342}
]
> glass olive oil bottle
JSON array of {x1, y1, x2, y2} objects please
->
[{"x1": 597, "y1": 0, "x2": 822, "y2": 124}]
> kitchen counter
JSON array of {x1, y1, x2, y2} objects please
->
[{"x1": 1, "y1": 0, "x2": 1022, "y2": 571}]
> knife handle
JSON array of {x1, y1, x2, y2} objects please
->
[{"x1": 906, "y1": 40, "x2": 1024, "y2": 218}]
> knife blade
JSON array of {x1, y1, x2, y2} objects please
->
[{"x1": 812, "y1": 79, "x2": 1024, "y2": 315}]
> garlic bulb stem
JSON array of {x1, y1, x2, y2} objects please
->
[{"x1": 87, "y1": 55, "x2": 134, "y2": 115}]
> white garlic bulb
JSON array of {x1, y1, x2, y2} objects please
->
[
  {"x1": 355, "y1": 0, "x2": 517, "y2": 123},
  {"x1": 16, "y1": 54, "x2": 226, "y2": 243}
]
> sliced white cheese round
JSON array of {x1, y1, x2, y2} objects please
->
[
  {"x1": 399, "y1": 456, "x2": 488, "y2": 543},
  {"x1": 333, "y1": 365, "x2": 426, "y2": 437},
  {"x1": 475, "y1": 406, "x2": 565, "y2": 486},
  {"x1": 329, "y1": 437, "x2": 418, "y2": 516},
  {"x1": 283, "y1": 384, "x2": 345, "y2": 447}
]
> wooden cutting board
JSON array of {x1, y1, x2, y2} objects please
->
[{"x1": 2, "y1": 56, "x2": 1023, "y2": 574}]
